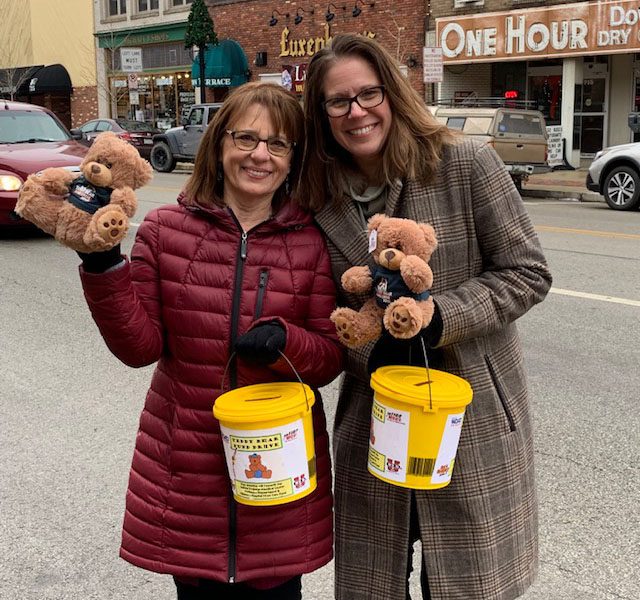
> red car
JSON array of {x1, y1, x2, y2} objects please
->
[
  {"x1": 0, "y1": 100, "x2": 87, "y2": 227},
  {"x1": 71, "y1": 118, "x2": 160, "y2": 159}
]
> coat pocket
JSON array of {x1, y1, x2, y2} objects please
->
[{"x1": 484, "y1": 355, "x2": 516, "y2": 432}]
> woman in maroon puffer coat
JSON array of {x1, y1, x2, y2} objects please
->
[{"x1": 77, "y1": 83, "x2": 344, "y2": 600}]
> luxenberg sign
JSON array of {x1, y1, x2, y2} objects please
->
[{"x1": 436, "y1": 0, "x2": 640, "y2": 63}]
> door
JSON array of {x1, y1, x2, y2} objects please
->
[
  {"x1": 573, "y1": 59, "x2": 608, "y2": 157},
  {"x1": 180, "y1": 106, "x2": 205, "y2": 156}
]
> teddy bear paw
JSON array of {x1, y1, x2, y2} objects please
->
[
  {"x1": 384, "y1": 300, "x2": 422, "y2": 339},
  {"x1": 330, "y1": 308, "x2": 374, "y2": 348},
  {"x1": 95, "y1": 209, "x2": 128, "y2": 245}
]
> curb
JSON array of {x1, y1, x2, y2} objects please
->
[{"x1": 521, "y1": 188, "x2": 604, "y2": 203}]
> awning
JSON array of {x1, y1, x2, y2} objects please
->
[
  {"x1": 191, "y1": 39, "x2": 249, "y2": 88},
  {"x1": 18, "y1": 64, "x2": 72, "y2": 94}
]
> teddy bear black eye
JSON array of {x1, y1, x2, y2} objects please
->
[
  {"x1": 106, "y1": 162, "x2": 113, "y2": 169},
  {"x1": 396, "y1": 243, "x2": 403, "y2": 252}
]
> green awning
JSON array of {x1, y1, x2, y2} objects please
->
[{"x1": 191, "y1": 39, "x2": 249, "y2": 88}]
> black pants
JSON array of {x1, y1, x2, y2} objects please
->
[
  {"x1": 406, "y1": 492, "x2": 431, "y2": 600},
  {"x1": 174, "y1": 576, "x2": 302, "y2": 600}
]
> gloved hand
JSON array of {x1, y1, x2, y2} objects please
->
[
  {"x1": 368, "y1": 302, "x2": 443, "y2": 374},
  {"x1": 77, "y1": 244, "x2": 124, "y2": 274},
  {"x1": 235, "y1": 321, "x2": 286, "y2": 365}
]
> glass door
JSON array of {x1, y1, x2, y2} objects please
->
[{"x1": 573, "y1": 58, "x2": 608, "y2": 157}]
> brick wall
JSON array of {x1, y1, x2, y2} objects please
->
[
  {"x1": 71, "y1": 86, "x2": 98, "y2": 128},
  {"x1": 209, "y1": 0, "x2": 427, "y2": 96}
]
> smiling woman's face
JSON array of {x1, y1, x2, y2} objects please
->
[
  {"x1": 322, "y1": 56, "x2": 392, "y2": 176},
  {"x1": 221, "y1": 103, "x2": 292, "y2": 207}
]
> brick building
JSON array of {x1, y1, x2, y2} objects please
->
[
  {"x1": 206, "y1": 0, "x2": 427, "y2": 99},
  {"x1": 431, "y1": 0, "x2": 640, "y2": 167}
]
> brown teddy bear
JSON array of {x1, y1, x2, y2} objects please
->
[
  {"x1": 331, "y1": 214, "x2": 438, "y2": 349},
  {"x1": 15, "y1": 131, "x2": 153, "y2": 253},
  {"x1": 244, "y1": 454, "x2": 272, "y2": 479}
]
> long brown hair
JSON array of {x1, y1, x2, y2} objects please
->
[
  {"x1": 184, "y1": 82, "x2": 304, "y2": 208},
  {"x1": 301, "y1": 34, "x2": 457, "y2": 211}
]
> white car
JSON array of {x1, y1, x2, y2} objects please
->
[{"x1": 586, "y1": 142, "x2": 640, "y2": 211}]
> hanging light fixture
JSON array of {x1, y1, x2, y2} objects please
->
[
  {"x1": 269, "y1": 10, "x2": 289, "y2": 27},
  {"x1": 351, "y1": 0, "x2": 375, "y2": 17},
  {"x1": 325, "y1": 3, "x2": 346, "y2": 22},
  {"x1": 294, "y1": 7, "x2": 314, "y2": 25}
]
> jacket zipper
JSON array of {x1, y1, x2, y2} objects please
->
[
  {"x1": 226, "y1": 228, "x2": 248, "y2": 583},
  {"x1": 484, "y1": 355, "x2": 516, "y2": 432},
  {"x1": 254, "y1": 269, "x2": 269, "y2": 319}
]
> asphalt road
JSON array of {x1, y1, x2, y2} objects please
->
[{"x1": 1, "y1": 174, "x2": 638, "y2": 600}]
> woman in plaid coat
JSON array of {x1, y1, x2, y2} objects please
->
[{"x1": 301, "y1": 35, "x2": 552, "y2": 600}]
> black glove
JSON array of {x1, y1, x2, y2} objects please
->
[
  {"x1": 235, "y1": 322, "x2": 286, "y2": 366},
  {"x1": 77, "y1": 245, "x2": 124, "y2": 274},
  {"x1": 367, "y1": 302, "x2": 443, "y2": 374}
]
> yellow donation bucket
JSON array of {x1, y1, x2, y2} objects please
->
[
  {"x1": 368, "y1": 366, "x2": 473, "y2": 490},
  {"x1": 213, "y1": 382, "x2": 316, "y2": 506}
]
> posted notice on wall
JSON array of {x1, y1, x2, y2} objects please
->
[{"x1": 546, "y1": 125, "x2": 563, "y2": 168}]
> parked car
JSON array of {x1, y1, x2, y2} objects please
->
[
  {"x1": 149, "y1": 103, "x2": 222, "y2": 173},
  {"x1": 428, "y1": 106, "x2": 550, "y2": 189},
  {"x1": 70, "y1": 118, "x2": 160, "y2": 159},
  {"x1": 586, "y1": 142, "x2": 640, "y2": 211},
  {"x1": 0, "y1": 100, "x2": 86, "y2": 228}
]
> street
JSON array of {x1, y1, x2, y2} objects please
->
[{"x1": 1, "y1": 172, "x2": 639, "y2": 600}]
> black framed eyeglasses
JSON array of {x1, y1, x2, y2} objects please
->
[
  {"x1": 226, "y1": 130, "x2": 295, "y2": 157},
  {"x1": 322, "y1": 85, "x2": 386, "y2": 118}
]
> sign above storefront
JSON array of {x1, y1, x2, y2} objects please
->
[
  {"x1": 279, "y1": 24, "x2": 375, "y2": 58},
  {"x1": 436, "y1": 0, "x2": 640, "y2": 63}
]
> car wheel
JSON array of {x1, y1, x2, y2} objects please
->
[
  {"x1": 150, "y1": 141, "x2": 177, "y2": 173},
  {"x1": 603, "y1": 166, "x2": 640, "y2": 211}
]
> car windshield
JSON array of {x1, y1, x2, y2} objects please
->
[
  {"x1": 115, "y1": 119, "x2": 156, "y2": 132},
  {"x1": 0, "y1": 110, "x2": 70, "y2": 144}
]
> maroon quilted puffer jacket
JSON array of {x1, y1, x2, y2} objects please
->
[{"x1": 80, "y1": 195, "x2": 344, "y2": 584}]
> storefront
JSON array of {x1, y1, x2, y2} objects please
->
[
  {"x1": 97, "y1": 22, "x2": 196, "y2": 131},
  {"x1": 436, "y1": 1, "x2": 640, "y2": 165}
]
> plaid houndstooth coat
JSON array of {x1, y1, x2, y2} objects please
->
[{"x1": 314, "y1": 138, "x2": 552, "y2": 600}]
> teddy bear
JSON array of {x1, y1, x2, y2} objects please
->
[
  {"x1": 331, "y1": 213, "x2": 438, "y2": 349},
  {"x1": 245, "y1": 454, "x2": 272, "y2": 479},
  {"x1": 15, "y1": 131, "x2": 153, "y2": 253}
]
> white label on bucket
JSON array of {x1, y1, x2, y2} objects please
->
[
  {"x1": 368, "y1": 396, "x2": 410, "y2": 484},
  {"x1": 220, "y1": 418, "x2": 312, "y2": 503},
  {"x1": 430, "y1": 412, "x2": 465, "y2": 485}
]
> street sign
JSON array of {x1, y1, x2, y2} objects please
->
[
  {"x1": 121, "y1": 48, "x2": 143, "y2": 72},
  {"x1": 127, "y1": 73, "x2": 138, "y2": 90},
  {"x1": 423, "y1": 47, "x2": 443, "y2": 83},
  {"x1": 129, "y1": 90, "x2": 140, "y2": 105}
]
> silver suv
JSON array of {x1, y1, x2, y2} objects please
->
[
  {"x1": 587, "y1": 142, "x2": 640, "y2": 211},
  {"x1": 149, "y1": 103, "x2": 222, "y2": 172}
]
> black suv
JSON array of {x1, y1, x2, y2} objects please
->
[{"x1": 149, "y1": 103, "x2": 222, "y2": 173}]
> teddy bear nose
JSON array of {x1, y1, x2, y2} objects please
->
[
  {"x1": 91, "y1": 164, "x2": 101, "y2": 174},
  {"x1": 384, "y1": 250, "x2": 395, "y2": 262}
]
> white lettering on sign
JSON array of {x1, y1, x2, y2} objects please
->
[{"x1": 437, "y1": 1, "x2": 639, "y2": 62}]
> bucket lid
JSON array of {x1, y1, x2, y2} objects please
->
[
  {"x1": 371, "y1": 366, "x2": 472, "y2": 409},
  {"x1": 213, "y1": 382, "x2": 315, "y2": 423}
]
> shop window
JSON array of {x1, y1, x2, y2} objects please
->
[
  {"x1": 108, "y1": 0, "x2": 126, "y2": 16},
  {"x1": 138, "y1": 0, "x2": 158, "y2": 10},
  {"x1": 528, "y1": 75, "x2": 562, "y2": 126}
]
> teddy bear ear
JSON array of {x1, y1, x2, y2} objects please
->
[
  {"x1": 367, "y1": 213, "x2": 387, "y2": 232},
  {"x1": 419, "y1": 222, "x2": 438, "y2": 250}
]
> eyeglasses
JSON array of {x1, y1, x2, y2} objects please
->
[
  {"x1": 226, "y1": 130, "x2": 295, "y2": 157},
  {"x1": 322, "y1": 85, "x2": 386, "y2": 118}
]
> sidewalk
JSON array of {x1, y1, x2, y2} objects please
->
[{"x1": 521, "y1": 167, "x2": 604, "y2": 202}]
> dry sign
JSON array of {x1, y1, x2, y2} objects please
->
[{"x1": 436, "y1": 0, "x2": 640, "y2": 63}]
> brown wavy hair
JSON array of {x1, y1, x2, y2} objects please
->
[
  {"x1": 184, "y1": 82, "x2": 304, "y2": 209},
  {"x1": 301, "y1": 34, "x2": 458, "y2": 211}
]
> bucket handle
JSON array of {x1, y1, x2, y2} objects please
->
[
  {"x1": 418, "y1": 337, "x2": 434, "y2": 411},
  {"x1": 220, "y1": 350, "x2": 311, "y2": 411}
]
